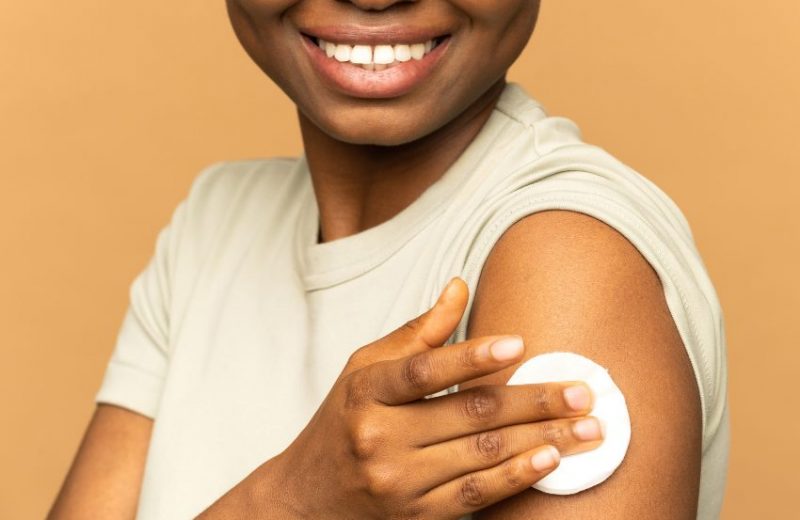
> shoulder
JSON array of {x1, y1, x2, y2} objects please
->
[
  {"x1": 462, "y1": 210, "x2": 704, "y2": 517},
  {"x1": 467, "y1": 209, "x2": 691, "y2": 378},
  {"x1": 438, "y1": 110, "x2": 730, "y2": 512},
  {"x1": 176, "y1": 157, "x2": 306, "y2": 240},
  {"x1": 447, "y1": 128, "x2": 726, "y2": 442},
  {"x1": 477, "y1": 210, "x2": 661, "y2": 310},
  {"x1": 150, "y1": 157, "x2": 308, "y2": 282},
  {"x1": 186, "y1": 157, "x2": 301, "y2": 211}
]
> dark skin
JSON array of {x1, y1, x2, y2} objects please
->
[
  {"x1": 48, "y1": 0, "x2": 702, "y2": 518},
  {"x1": 298, "y1": 81, "x2": 504, "y2": 241},
  {"x1": 226, "y1": 0, "x2": 541, "y2": 235},
  {"x1": 461, "y1": 212, "x2": 701, "y2": 518}
]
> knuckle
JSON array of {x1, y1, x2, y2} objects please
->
[
  {"x1": 473, "y1": 430, "x2": 503, "y2": 462},
  {"x1": 344, "y1": 372, "x2": 373, "y2": 411},
  {"x1": 401, "y1": 354, "x2": 433, "y2": 390},
  {"x1": 457, "y1": 474, "x2": 488, "y2": 509},
  {"x1": 399, "y1": 317, "x2": 424, "y2": 339},
  {"x1": 346, "y1": 346, "x2": 370, "y2": 368},
  {"x1": 401, "y1": 498, "x2": 434, "y2": 520},
  {"x1": 531, "y1": 384, "x2": 552, "y2": 415},
  {"x1": 501, "y1": 458, "x2": 527, "y2": 489},
  {"x1": 399, "y1": 505, "x2": 425, "y2": 520},
  {"x1": 462, "y1": 386, "x2": 500, "y2": 423},
  {"x1": 364, "y1": 462, "x2": 399, "y2": 498},
  {"x1": 350, "y1": 420, "x2": 385, "y2": 460},
  {"x1": 388, "y1": 501, "x2": 425, "y2": 520},
  {"x1": 457, "y1": 343, "x2": 482, "y2": 371},
  {"x1": 539, "y1": 422, "x2": 567, "y2": 449}
]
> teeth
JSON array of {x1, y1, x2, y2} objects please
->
[
  {"x1": 323, "y1": 40, "x2": 335, "y2": 58},
  {"x1": 314, "y1": 37, "x2": 441, "y2": 70},
  {"x1": 373, "y1": 45, "x2": 395, "y2": 65},
  {"x1": 394, "y1": 44, "x2": 411, "y2": 62},
  {"x1": 410, "y1": 43, "x2": 426, "y2": 60},
  {"x1": 350, "y1": 45, "x2": 372, "y2": 64},
  {"x1": 334, "y1": 44, "x2": 351, "y2": 62}
]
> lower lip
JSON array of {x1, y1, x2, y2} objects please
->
[{"x1": 301, "y1": 35, "x2": 451, "y2": 99}]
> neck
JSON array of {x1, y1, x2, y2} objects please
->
[{"x1": 299, "y1": 80, "x2": 507, "y2": 243}]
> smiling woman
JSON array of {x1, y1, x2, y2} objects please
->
[{"x1": 47, "y1": 1, "x2": 728, "y2": 519}]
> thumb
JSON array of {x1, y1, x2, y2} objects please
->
[
  {"x1": 343, "y1": 278, "x2": 469, "y2": 376},
  {"x1": 407, "y1": 276, "x2": 469, "y2": 350}
]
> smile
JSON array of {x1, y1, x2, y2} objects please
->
[
  {"x1": 311, "y1": 37, "x2": 446, "y2": 71},
  {"x1": 300, "y1": 29, "x2": 452, "y2": 99}
]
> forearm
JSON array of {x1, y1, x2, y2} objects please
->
[
  {"x1": 195, "y1": 457, "x2": 302, "y2": 520},
  {"x1": 47, "y1": 405, "x2": 153, "y2": 520}
]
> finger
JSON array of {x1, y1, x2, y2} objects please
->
[
  {"x1": 406, "y1": 382, "x2": 595, "y2": 445},
  {"x1": 421, "y1": 444, "x2": 561, "y2": 518},
  {"x1": 410, "y1": 277, "x2": 469, "y2": 349},
  {"x1": 342, "y1": 277, "x2": 468, "y2": 377},
  {"x1": 413, "y1": 417, "x2": 604, "y2": 491},
  {"x1": 369, "y1": 334, "x2": 526, "y2": 405}
]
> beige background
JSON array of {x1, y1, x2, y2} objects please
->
[{"x1": 2, "y1": 1, "x2": 798, "y2": 518}]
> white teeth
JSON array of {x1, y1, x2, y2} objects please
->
[
  {"x1": 334, "y1": 44, "x2": 351, "y2": 62},
  {"x1": 315, "y1": 37, "x2": 440, "y2": 69},
  {"x1": 394, "y1": 44, "x2": 411, "y2": 62},
  {"x1": 373, "y1": 45, "x2": 395, "y2": 65},
  {"x1": 350, "y1": 45, "x2": 372, "y2": 64}
]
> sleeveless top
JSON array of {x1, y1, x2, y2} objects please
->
[{"x1": 95, "y1": 83, "x2": 729, "y2": 519}]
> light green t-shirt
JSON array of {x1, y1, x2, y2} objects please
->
[{"x1": 96, "y1": 83, "x2": 729, "y2": 519}]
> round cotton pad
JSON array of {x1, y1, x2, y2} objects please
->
[{"x1": 506, "y1": 352, "x2": 631, "y2": 495}]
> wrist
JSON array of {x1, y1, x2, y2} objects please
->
[
  {"x1": 195, "y1": 454, "x2": 303, "y2": 520},
  {"x1": 247, "y1": 454, "x2": 308, "y2": 519}
]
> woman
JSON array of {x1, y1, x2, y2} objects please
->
[{"x1": 48, "y1": 1, "x2": 729, "y2": 518}]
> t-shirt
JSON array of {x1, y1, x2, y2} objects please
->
[{"x1": 95, "y1": 83, "x2": 729, "y2": 519}]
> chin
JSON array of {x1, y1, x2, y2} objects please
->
[
  {"x1": 326, "y1": 128, "x2": 424, "y2": 147},
  {"x1": 309, "y1": 105, "x2": 443, "y2": 147}
]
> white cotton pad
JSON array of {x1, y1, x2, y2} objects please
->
[{"x1": 506, "y1": 352, "x2": 631, "y2": 495}]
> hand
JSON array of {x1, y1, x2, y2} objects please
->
[{"x1": 207, "y1": 279, "x2": 604, "y2": 519}]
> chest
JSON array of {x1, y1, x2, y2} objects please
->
[{"x1": 135, "y1": 223, "x2": 453, "y2": 519}]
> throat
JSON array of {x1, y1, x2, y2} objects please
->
[
  {"x1": 311, "y1": 155, "x2": 436, "y2": 242},
  {"x1": 300, "y1": 81, "x2": 506, "y2": 243}
]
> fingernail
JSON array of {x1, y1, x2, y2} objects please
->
[
  {"x1": 572, "y1": 417, "x2": 604, "y2": 441},
  {"x1": 531, "y1": 446, "x2": 560, "y2": 471},
  {"x1": 489, "y1": 337, "x2": 524, "y2": 361},
  {"x1": 563, "y1": 384, "x2": 592, "y2": 411}
]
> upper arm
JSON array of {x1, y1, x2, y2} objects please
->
[
  {"x1": 461, "y1": 210, "x2": 702, "y2": 519},
  {"x1": 48, "y1": 404, "x2": 153, "y2": 519},
  {"x1": 48, "y1": 165, "x2": 229, "y2": 518}
]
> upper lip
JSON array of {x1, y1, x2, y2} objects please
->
[{"x1": 300, "y1": 24, "x2": 451, "y2": 45}]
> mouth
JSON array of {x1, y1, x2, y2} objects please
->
[
  {"x1": 303, "y1": 34, "x2": 449, "y2": 71},
  {"x1": 299, "y1": 29, "x2": 452, "y2": 99}
]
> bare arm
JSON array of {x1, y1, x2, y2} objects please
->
[
  {"x1": 47, "y1": 403, "x2": 153, "y2": 519},
  {"x1": 463, "y1": 210, "x2": 702, "y2": 519}
]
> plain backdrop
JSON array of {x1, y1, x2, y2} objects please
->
[{"x1": 2, "y1": 1, "x2": 798, "y2": 518}]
